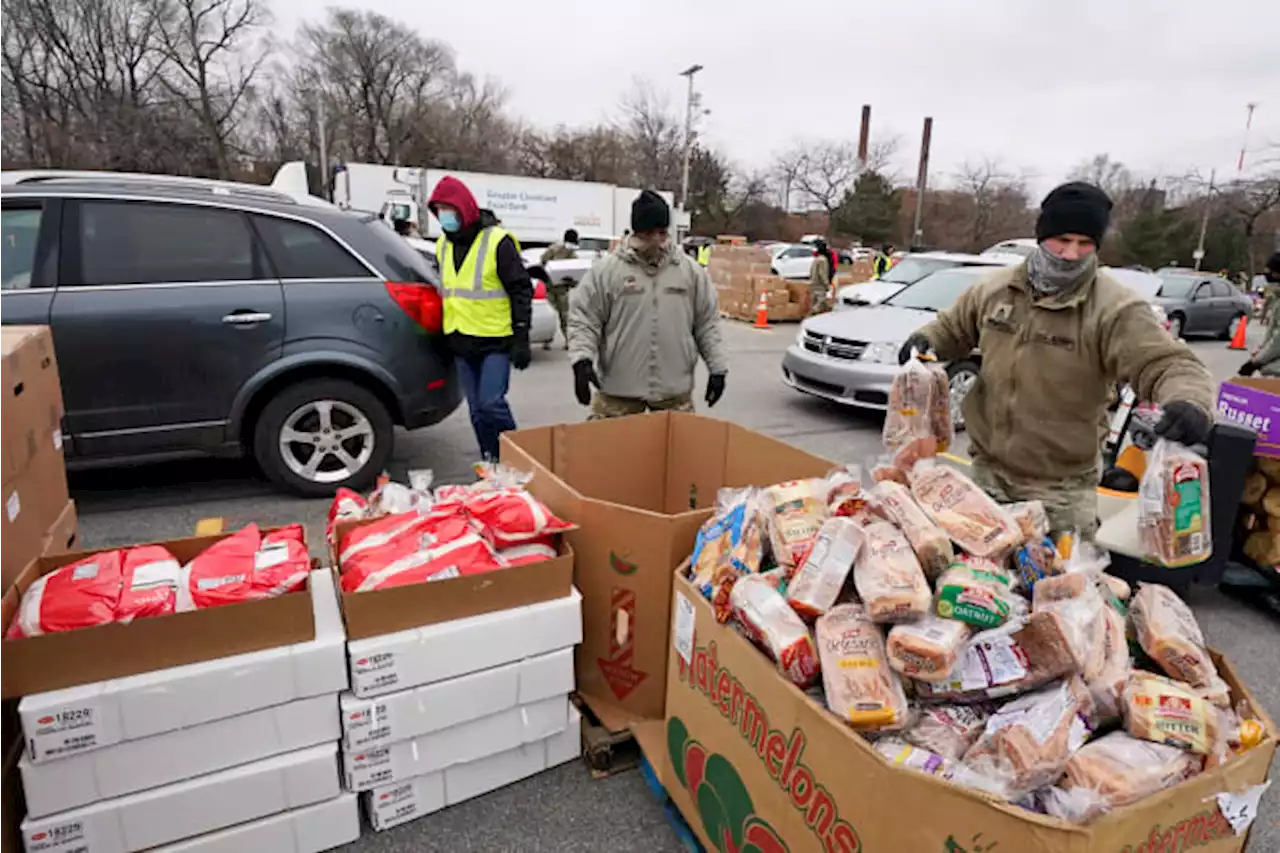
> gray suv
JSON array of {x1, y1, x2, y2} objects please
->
[
  {"x1": 1153, "y1": 271, "x2": 1252, "y2": 340},
  {"x1": 0, "y1": 174, "x2": 460, "y2": 496}
]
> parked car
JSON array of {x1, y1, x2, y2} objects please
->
[
  {"x1": 981, "y1": 238, "x2": 1037, "y2": 259},
  {"x1": 833, "y1": 251, "x2": 1017, "y2": 310},
  {"x1": 0, "y1": 172, "x2": 460, "y2": 496},
  {"x1": 783, "y1": 264, "x2": 1173, "y2": 427},
  {"x1": 1153, "y1": 271, "x2": 1251, "y2": 339},
  {"x1": 409, "y1": 236, "x2": 557, "y2": 348},
  {"x1": 771, "y1": 243, "x2": 819, "y2": 279}
]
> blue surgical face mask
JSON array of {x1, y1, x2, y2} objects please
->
[{"x1": 437, "y1": 210, "x2": 461, "y2": 233}]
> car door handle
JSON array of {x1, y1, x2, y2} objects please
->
[{"x1": 222, "y1": 312, "x2": 273, "y2": 325}]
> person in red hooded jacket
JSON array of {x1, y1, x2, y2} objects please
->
[{"x1": 427, "y1": 177, "x2": 534, "y2": 461}]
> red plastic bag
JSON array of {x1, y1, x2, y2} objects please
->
[
  {"x1": 176, "y1": 525, "x2": 310, "y2": 612},
  {"x1": 343, "y1": 533, "x2": 503, "y2": 592},
  {"x1": 340, "y1": 509, "x2": 479, "y2": 582},
  {"x1": 7, "y1": 551, "x2": 124, "y2": 639},
  {"x1": 116, "y1": 545, "x2": 180, "y2": 623},
  {"x1": 461, "y1": 489, "x2": 573, "y2": 547},
  {"x1": 498, "y1": 541, "x2": 558, "y2": 567},
  {"x1": 326, "y1": 487, "x2": 369, "y2": 546}
]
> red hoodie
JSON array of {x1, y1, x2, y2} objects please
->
[{"x1": 428, "y1": 176, "x2": 480, "y2": 229}]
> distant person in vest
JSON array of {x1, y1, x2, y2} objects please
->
[
  {"x1": 427, "y1": 176, "x2": 533, "y2": 461},
  {"x1": 568, "y1": 190, "x2": 728, "y2": 418},
  {"x1": 875, "y1": 244, "x2": 895, "y2": 278},
  {"x1": 540, "y1": 229, "x2": 579, "y2": 350},
  {"x1": 1239, "y1": 253, "x2": 1280, "y2": 377},
  {"x1": 809, "y1": 238, "x2": 832, "y2": 314}
]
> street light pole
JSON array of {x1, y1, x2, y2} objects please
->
[
  {"x1": 1194, "y1": 168, "x2": 1215, "y2": 272},
  {"x1": 678, "y1": 64, "x2": 703, "y2": 213}
]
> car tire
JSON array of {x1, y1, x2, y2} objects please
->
[
  {"x1": 1221, "y1": 312, "x2": 1246, "y2": 341},
  {"x1": 946, "y1": 360, "x2": 980, "y2": 433},
  {"x1": 252, "y1": 378, "x2": 393, "y2": 497},
  {"x1": 1167, "y1": 314, "x2": 1184, "y2": 339}
]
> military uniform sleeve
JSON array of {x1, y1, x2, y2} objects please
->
[
  {"x1": 568, "y1": 263, "x2": 605, "y2": 365},
  {"x1": 918, "y1": 283, "x2": 984, "y2": 361},
  {"x1": 1101, "y1": 302, "x2": 1214, "y2": 413},
  {"x1": 810, "y1": 256, "x2": 829, "y2": 288},
  {"x1": 692, "y1": 264, "x2": 728, "y2": 375},
  {"x1": 1254, "y1": 315, "x2": 1280, "y2": 369}
]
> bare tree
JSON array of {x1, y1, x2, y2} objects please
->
[
  {"x1": 951, "y1": 158, "x2": 1032, "y2": 250},
  {"x1": 1068, "y1": 153, "x2": 1134, "y2": 198},
  {"x1": 773, "y1": 140, "x2": 862, "y2": 215},
  {"x1": 616, "y1": 79, "x2": 681, "y2": 190}
]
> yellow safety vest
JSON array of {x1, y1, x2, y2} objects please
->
[
  {"x1": 436, "y1": 227, "x2": 514, "y2": 337},
  {"x1": 697, "y1": 245, "x2": 711, "y2": 266}
]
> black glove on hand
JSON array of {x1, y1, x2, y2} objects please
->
[
  {"x1": 510, "y1": 332, "x2": 532, "y2": 370},
  {"x1": 1154, "y1": 400, "x2": 1212, "y2": 446},
  {"x1": 705, "y1": 374, "x2": 726, "y2": 407},
  {"x1": 898, "y1": 332, "x2": 933, "y2": 365},
  {"x1": 1239, "y1": 361, "x2": 1260, "y2": 377},
  {"x1": 572, "y1": 359, "x2": 598, "y2": 406}
]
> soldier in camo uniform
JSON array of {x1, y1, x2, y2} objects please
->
[{"x1": 540, "y1": 229, "x2": 579, "y2": 349}]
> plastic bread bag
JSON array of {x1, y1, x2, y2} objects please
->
[
  {"x1": 886, "y1": 613, "x2": 973, "y2": 683},
  {"x1": 867, "y1": 480, "x2": 954, "y2": 579},
  {"x1": 903, "y1": 703, "x2": 996, "y2": 761},
  {"x1": 1138, "y1": 439, "x2": 1212, "y2": 567},
  {"x1": 470, "y1": 461, "x2": 532, "y2": 490},
  {"x1": 786, "y1": 517, "x2": 864, "y2": 622},
  {"x1": 690, "y1": 488, "x2": 758, "y2": 592},
  {"x1": 869, "y1": 455, "x2": 910, "y2": 486},
  {"x1": 853, "y1": 519, "x2": 932, "y2": 623},
  {"x1": 345, "y1": 532, "x2": 504, "y2": 592},
  {"x1": 891, "y1": 434, "x2": 939, "y2": 475},
  {"x1": 731, "y1": 574, "x2": 820, "y2": 687},
  {"x1": 1006, "y1": 500, "x2": 1050, "y2": 545},
  {"x1": 883, "y1": 354, "x2": 938, "y2": 452},
  {"x1": 935, "y1": 562, "x2": 1018, "y2": 630},
  {"x1": 874, "y1": 738, "x2": 1011, "y2": 799},
  {"x1": 177, "y1": 525, "x2": 311, "y2": 611},
  {"x1": 1032, "y1": 580, "x2": 1107, "y2": 683},
  {"x1": 909, "y1": 462, "x2": 1022, "y2": 559},
  {"x1": 1031, "y1": 537, "x2": 1110, "y2": 607},
  {"x1": 915, "y1": 610, "x2": 1080, "y2": 703},
  {"x1": 116, "y1": 545, "x2": 181, "y2": 623},
  {"x1": 1128, "y1": 582, "x2": 1221, "y2": 688},
  {"x1": 927, "y1": 361, "x2": 954, "y2": 453},
  {"x1": 1086, "y1": 604, "x2": 1131, "y2": 726},
  {"x1": 368, "y1": 469, "x2": 434, "y2": 516},
  {"x1": 1122, "y1": 671, "x2": 1224, "y2": 756},
  {"x1": 460, "y1": 488, "x2": 575, "y2": 548},
  {"x1": 826, "y1": 465, "x2": 869, "y2": 518},
  {"x1": 1013, "y1": 535, "x2": 1065, "y2": 593},
  {"x1": 962, "y1": 676, "x2": 1095, "y2": 798},
  {"x1": 326, "y1": 487, "x2": 369, "y2": 547},
  {"x1": 760, "y1": 479, "x2": 828, "y2": 571},
  {"x1": 1041, "y1": 731, "x2": 1203, "y2": 824},
  {"x1": 816, "y1": 603, "x2": 910, "y2": 730}
]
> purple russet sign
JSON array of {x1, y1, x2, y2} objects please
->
[{"x1": 1216, "y1": 379, "x2": 1280, "y2": 457}]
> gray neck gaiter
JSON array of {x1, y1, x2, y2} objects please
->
[{"x1": 1026, "y1": 245, "x2": 1095, "y2": 297}]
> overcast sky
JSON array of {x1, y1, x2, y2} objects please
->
[{"x1": 273, "y1": 0, "x2": 1278, "y2": 199}]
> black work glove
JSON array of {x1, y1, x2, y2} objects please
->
[
  {"x1": 705, "y1": 374, "x2": 726, "y2": 407},
  {"x1": 897, "y1": 332, "x2": 933, "y2": 365},
  {"x1": 1154, "y1": 401, "x2": 1212, "y2": 446},
  {"x1": 510, "y1": 332, "x2": 532, "y2": 370},
  {"x1": 1239, "y1": 361, "x2": 1260, "y2": 377},
  {"x1": 572, "y1": 359, "x2": 599, "y2": 406}
]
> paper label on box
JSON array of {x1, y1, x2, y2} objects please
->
[
  {"x1": 24, "y1": 817, "x2": 94, "y2": 853},
  {"x1": 1214, "y1": 781, "x2": 1270, "y2": 835},
  {"x1": 673, "y1": 592, "x2": 696, "y2": 665},
  {"x1": 348, "y1": 747, "x2": 394, "y2": 788},
  {"x1": 371, "y1": 782, "x2": 421, "y2": 828},
  {"x1": 29, "y1": 705, "x2": 102, "y2": 758},
  {"x1": 52, "y1": 428, "x2": 63, "y2": 450},
  {"x1": 345, "y1": 702, "x2": 392, "y2": 748},
  {"x1": 352, "y1": 652, "x2": 401, "y2": 693},
  {"x1": 6, "y1": 490, "x2": 19, "y2": 522}
]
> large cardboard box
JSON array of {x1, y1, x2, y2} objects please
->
[
  {"x1": 2, "y1": 444, "x2": 70, "y2": 590},
  {"x1": 500, "y1": 413, "x2": 832, "y2": 729},
  {"x1": 0, "y1": 326, "x2": 63, "y2": 484},
  {"x1": 39, "y1": 500, "x2": 78, "y2": 558},
  {"x1": 663, "y1": 570, "x2": 1277, "y2": 853},
  {"x1": 1, "y1": 527, "x2": 317, "y2": 698}
]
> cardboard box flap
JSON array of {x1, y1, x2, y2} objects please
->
[
  {"x1": 551, "y1": 415, "x2": 669, "y2": 512},
  {"x1": 665, "y1": 414, "x2": 731, "y2": 514}
]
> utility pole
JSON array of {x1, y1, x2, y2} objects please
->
[
  {"x1": 911, "y1": 117, "x2": 933, "y2": 249},
  {"x1": 1194, "y1": 168, "x2": 1215, "y2": 271},
  {"x1": 678, "y1": 64, "x2": 703, "y2": 213},
  {"x1": 316, "y1": 92, "x2": 330, "y2": 201}
]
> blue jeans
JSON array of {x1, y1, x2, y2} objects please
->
[{"x1": 456, "y1": 352, "x2": 516, "y2": 461}]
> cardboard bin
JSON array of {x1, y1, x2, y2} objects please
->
[
  {"x1": 662, "y1": 569, "x2": 1277, "y2": 853},
  {"x1": 500, "y1": 412, "x2": 831, "y2": 730},
  {"x1": 1, "y1": 527, "x2": 316, "y2": 698},
  {"x1": 1, "y1": 440, "x2": 70, "y2": 589},
  {"x1": 330, "y1": 518, "x2": 574, "y2": 640},
  {"x1": 0, "y1": 326, "x2": 64, "y2": 484}
]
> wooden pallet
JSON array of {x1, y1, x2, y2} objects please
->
[
  {"x1": 639, "y1": 756, "x2": 704, "y2": 853},
  {"x1": 572, "y1": 694, "x2": 642, "y2": 779}
]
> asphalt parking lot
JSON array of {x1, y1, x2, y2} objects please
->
[{"x1": 70, "y1": 319, "x2": 1280, "y2": 852}]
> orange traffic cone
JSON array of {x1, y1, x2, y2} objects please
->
[
  {"x1": 1228, "y1": 314, "x2": 1249, "y2": 350},
  {"x1": 753, "y1": 290, "x2": 770, "y2": 329}
]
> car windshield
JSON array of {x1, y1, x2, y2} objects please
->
[
  {"x1": 360, "y1": 215, "x2": 438, "y2": 284},
  {"x1": 1156, "y1": 275, "x2": 1196, "y2": 299},
  {"x1": 986, "y1": 244, "x2": 1035, "y2": 259},
  {"x1": 885, "y1": 269, "x2": 985, "y2": 312},
  {"x1": 880, "y1": 256, "x2": 960, "y2": 284},
  {"x1": 384, "y1": 203, "x2": 413, "y2": 221}
]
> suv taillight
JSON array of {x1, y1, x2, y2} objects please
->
[{"x1": 385, "y1": 282, "x2": 443, "y2": 333}]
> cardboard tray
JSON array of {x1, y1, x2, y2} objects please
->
[
  {"x1": 1, "y1": 527, "x2": 316, "y2": 698},
  {"x1": 331, "y1": 516, "x2": 574, "y2": 640}
]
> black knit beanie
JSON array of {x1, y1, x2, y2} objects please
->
[
  {"x1": 631, "y1": 190, "x2": 670, "y2": 233},
  {"x1": 564, "y1": 228, "x2": 579, "y2": 244},
  {"x1": 1035, "y1": 181, "x2": 1113, "y2": 245}
]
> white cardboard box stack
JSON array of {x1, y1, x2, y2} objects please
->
[
  {"x1": 341, "y1": 588, "x2": 584, "y2": 832},
  {"x1": 16, "y1": 570, "x2": 358, "y2": 853}
]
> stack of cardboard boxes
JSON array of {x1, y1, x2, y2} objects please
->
[
  {"x1": 2, "y1": 326, "x2": 75, "y2": 853},
  {"x1": 12, "y1": 566, "x2": 358, "y2": 852},
  {"x1": 706, "y1": 245, "x2": 810, "y2": 322},
  {"x1": 329, "y1": 524, "x2": 583, "y2": 832}
]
